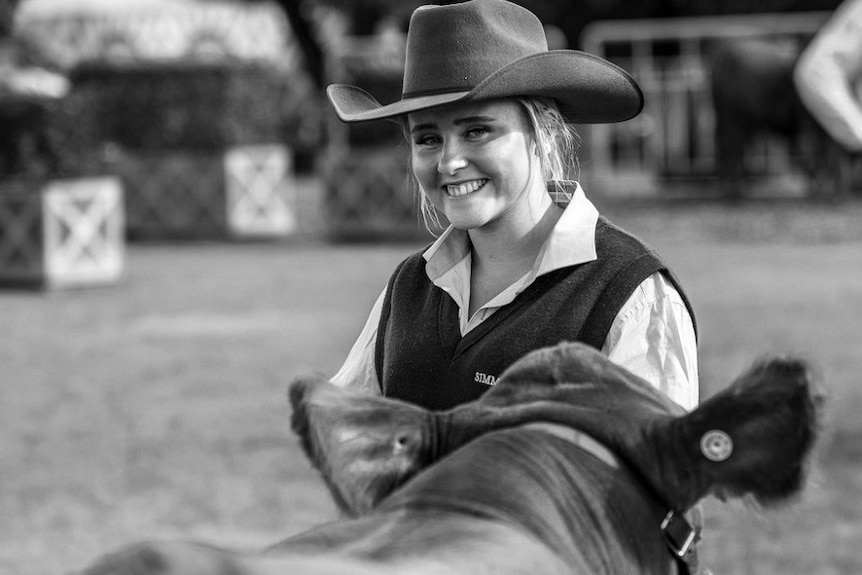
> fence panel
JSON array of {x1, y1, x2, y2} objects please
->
[{"x1": 580, "y1": 13, "x2": 832, "y2": 197}]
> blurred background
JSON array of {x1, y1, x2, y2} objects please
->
[{"x1": 1, "y1": 1, "x2": 861, "y2": 574}]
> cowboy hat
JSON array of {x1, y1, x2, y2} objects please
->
[{"x1": 326, "y1": 0, "x2": 644, "y2": 124}]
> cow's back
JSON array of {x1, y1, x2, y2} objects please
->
[
  {"x1": 270, "y1": 511, "x2": 571, "y2": 574},
  {"x1": 269, "y1": 426, "x2": 674, "y2": 575}
]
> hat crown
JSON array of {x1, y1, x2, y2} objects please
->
[{"x1": 402, "y1": 0, "x2": 548, "y2": 98}]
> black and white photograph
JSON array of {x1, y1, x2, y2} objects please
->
[{"x1": 1, "y1": 0, "x2": 860, "y2": 573}]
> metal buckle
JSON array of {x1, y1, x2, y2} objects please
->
[{"x1": 661, "y1": 510, "x2": 696, "y2": 558}]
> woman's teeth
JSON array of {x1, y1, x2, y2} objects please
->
[{"x1": 445, "y1": 179, "x2": 487, "y2": 197}]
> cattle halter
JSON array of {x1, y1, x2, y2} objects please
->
[
  {"x1": 522, "y1": 421, "x2": 698, "y2": 573},
  {"x1": 521, "y1": 422, "x2": 618, "y2": 469}
]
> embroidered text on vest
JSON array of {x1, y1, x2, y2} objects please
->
[{"x1": 474, "y1": 372, "x2": 497, "y2": 386}]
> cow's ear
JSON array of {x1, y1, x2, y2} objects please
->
[
  {"x1": 647, "y1": 356, "x2": 825, "y2": 511},
  {"x1": 288, "y1": 377, "x2": 434, "y2": 516}
]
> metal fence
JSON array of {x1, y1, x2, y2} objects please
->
[{"x1": 579, "y1": 12, "x2": 832, "y2": 197}]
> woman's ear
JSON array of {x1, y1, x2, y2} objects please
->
[{"x1": 529, "y1": 135, "x2": 542, "y2": 160}]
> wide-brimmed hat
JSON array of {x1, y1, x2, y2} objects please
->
[{"x1": 326, "y1": 0, "x2": 644, "y2": 124}]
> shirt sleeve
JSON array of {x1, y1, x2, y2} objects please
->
[
  {"x1": 793, "y1": 0, "x2": 862, "y2": 152},
  {"x1": 329, "y1": 287, "x2": 386, "y2": 395},
  {"x1": 601, "y1": 272, "x2": 699, "y2": 410}
]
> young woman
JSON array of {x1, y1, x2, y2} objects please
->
[{"x1": 326, "y1": 0, "x2": 698, "y2": 411}]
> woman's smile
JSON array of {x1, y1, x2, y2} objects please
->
[{"x1": 444, "y1": 178, "x2": 489, "y2": 197}]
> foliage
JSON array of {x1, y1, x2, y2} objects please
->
[
  {"x1": 0, "y1": 59, "x2": 330, "y2": 179},
  {"x1": 69, "y1": 61, "x2": 288, "y2": 152}
]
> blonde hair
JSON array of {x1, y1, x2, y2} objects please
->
[
  {"x1": 516, "y1": 97, "x2": 581, "y2": 183},
  {"x1": 405, "y1": 97, "x2": 581, "y2": 234}
]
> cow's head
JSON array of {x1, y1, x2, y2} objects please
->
[{"x1": 290, "y1": 342, "x2": 824, "y2": 517}]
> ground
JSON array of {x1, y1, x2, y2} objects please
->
[{"x1": 1, "y1": 198, "x2": 861, "y2": 575}]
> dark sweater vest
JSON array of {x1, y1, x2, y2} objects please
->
[{"x1": 374, "y1": 217, "x2": 696, "y2": 410}]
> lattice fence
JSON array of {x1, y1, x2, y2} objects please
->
[
  {"x1": 119, "y1": 144, "x2": 296, "y2": 240},
  {"x1": 225, "y1": 145, "x2": 296, "y2": 237},
  {"x1": 322, "y1": 148, "x2": 432, "y2": 240},
  {"x1": 0, "y1": 177, "x2": 125, "y2": 289}
]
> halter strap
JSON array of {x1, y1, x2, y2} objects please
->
[
  {"x1": 520, "y1": 421, "x2": 699, "y2": 575},
  {"x1": 521, "y1": 422, "x2": 619, "y2": 469}
]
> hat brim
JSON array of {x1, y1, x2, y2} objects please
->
[{"x1": 327, "y1": 50, "x2": 643, "y2": 124}]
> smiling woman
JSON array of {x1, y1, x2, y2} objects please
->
[
  {"x1": 323, "y1": 4, "x2": 704, "y2": 564},
  {"x1": 327, "y1": 0, "x2": 698, "y2": 413}
]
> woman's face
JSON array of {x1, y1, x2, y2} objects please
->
[{"x1": 407, "y1": 99, "x2": 544, "y2": 231}]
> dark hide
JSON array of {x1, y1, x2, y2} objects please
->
[
  {"x1": 708, "y1": 37, "x2": 849, "y2": 198},
  {"x1": 269, "y1": 426, "x2": 672, "y2": 574},
  {"x1": 293, "y1": 342, "x2": 822, "y2": 515},
  {"x1": 287, "y1": 377, "x2": 436, "y2": 515},
  {"x1": 80, "y1": 342, "x2": 824, "y2": 575}
]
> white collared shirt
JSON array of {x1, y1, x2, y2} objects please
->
[{"x1": 330, "y1": 183, "x2": 699, "y2": 410}]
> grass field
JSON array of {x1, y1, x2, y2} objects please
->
[{"x1": 2, "y1": 199, "x2": 861, "y2": 575}]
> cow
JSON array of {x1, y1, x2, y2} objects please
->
[
  {"x1": 80, "y1": 341, "x2": 824, "y2": 575},
  {"x1": 708, "y1": 36, "x2": 858, "y2": 198}
]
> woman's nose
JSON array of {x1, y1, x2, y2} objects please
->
[{"x1": 438, "y1": 140, "x2": 468, "y2": 175}]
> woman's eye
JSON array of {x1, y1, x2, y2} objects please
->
[
  {"x1": 414, "y1": 135, "x2": 441, "y2": 147},
  {"x1": 466, "y1": 126, "x2": 489, "y2": 139}
]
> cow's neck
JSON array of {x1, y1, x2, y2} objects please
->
[{"x1": 383, "y1": 426, "x2": 674, "y2": 574}]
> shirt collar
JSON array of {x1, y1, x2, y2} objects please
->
[{"x1": 422, "y1": 181, "x2": 599, "y2": 282}]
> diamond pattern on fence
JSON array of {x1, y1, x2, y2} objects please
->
[
  {"x1": 224, "y1": 145, "x2": 295, "y2": 237},
  {"x1": 325, "y1": 150, "x2": 418, "y2": 236},
  {"x1": 0, "y1": 177, "x2": 125, "y2": 289},
  {"x1": 121, "y1": 152, "x2": 226, "y2": 239},
  {"x1": 0, "y1": 186, "x2": 44, "y2": 282},
  {"x1": 120, "y1": 146, "x2": 296, "y2": 240},
  {"x1": 42, "y1": 178, "x2": 125, "y2": 289}
]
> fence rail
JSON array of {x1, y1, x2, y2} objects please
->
[{"x1": 579, "y1": 12, "x2": 832, "y2": 197}]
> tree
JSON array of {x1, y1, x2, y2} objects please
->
[{"x1": 249, "y1": 0, "x2": 423, "y2": 88}]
